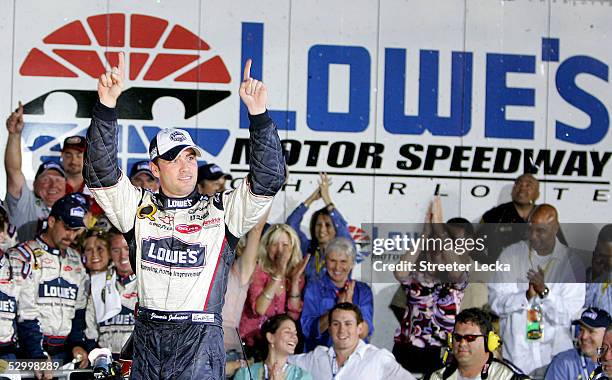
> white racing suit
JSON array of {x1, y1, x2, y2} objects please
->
[
  {"x1": 0, "y1": 252, "x2": 20, "y2": 359},
  {"x1": 85, "y1": 269, "x2": 137, "y2": 357},
  {"x1": 84, "y1": 101, "x2": 285, "y2": 379},
  {"x1": 8, "y1": 237, "x2": 89, "y2": 362}
]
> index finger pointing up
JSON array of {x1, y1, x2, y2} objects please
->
[
  {"x1": 243, "y1": 58, "x2": 252, "y2": 82},
  {"x1": 118, "y1": 52, "x2": 125, "y2": 75}
]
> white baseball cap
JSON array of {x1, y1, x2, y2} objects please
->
[{"x1": 148, "y1": 128, "x2": 205, "y2": 161}]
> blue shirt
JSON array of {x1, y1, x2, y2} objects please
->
[
  {"x1": 300, "y1": 272, "x2": 374, "y2": 352},
  {"x1": 586, "y1": 282, "x2": 612, "y2": 315},
  {"x1": 234, "y1": 362, "x2": 313, "y2": 380},
  {"x1": 286, "y1": 203, "x2": 353, "y2": 281},
  {"x1": 544, "y1": 348, "x2": 598, "y2": 380}
]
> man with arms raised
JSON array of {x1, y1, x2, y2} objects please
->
[{"x1": 83, "y1": 53, "x2": 285, "y2": 379}]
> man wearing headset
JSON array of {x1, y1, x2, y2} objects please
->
[{"x1": 429, "y1": 308, "x2": 528, "y2": 380}]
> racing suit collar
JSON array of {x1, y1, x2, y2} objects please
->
[
  {"x1": 152, "y1": 188, "x2": 203, "y2": 210},
  {"x1": 35, "y1": 236, "x2": 63, "y2": 256}
]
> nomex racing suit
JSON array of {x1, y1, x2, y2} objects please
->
[{"x1": 84, "y1": 102, "x2": 285, "y2": 379}]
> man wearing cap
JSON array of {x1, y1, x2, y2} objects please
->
[
  {"x1": 129, "y1": 160, "x2": 160, "y2": 192},
  {"x1": 4, "y1": 103, "x2": 67, "y2": 242},
  {"x1": 198, "y1": 163, "x2": 232, "y2": 196},
  {"x1": 61, "y1": 136, "x2": 87, "y2": 193},
  {"x1": 8, "y1": 194, "x2": 90, "y2": 372},
  {"x1": 84, "y1": 53, "x2": 285, "y2": 378},
  {"x1": 61, "y1": 135, "x2": 104, "y2": 218},
  {"x1": 544, "y1": 308, "x2": 612, "y2": 380}
]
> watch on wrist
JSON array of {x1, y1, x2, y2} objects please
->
[{"x1": 538, "y1": 286, "x2": 550, "y2": 299}]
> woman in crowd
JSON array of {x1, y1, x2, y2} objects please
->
[
  {"x1": 239, "y1": 224, "x2": 309, "y2": 355},
  {"x1": 223, "y1": 213, "x2": 267, "y2": 377},
  {"x1": 392, "y1": 196, "x2": 471, "y2": 376},
  {"x1": 286, "y1": 173, "x2": 353, "y2": 281},
  {"x1": 234, "y1": 314, "x2": 313, "y2": 380},
  {"x1": 82, "y1": 230, "x2": 111, "y2": 273},
  {"x1": 84, "y1": 229, "x2": 138, "y2": 358},
  {"x1": 300, "y1": 237, "x2": 374, "y2": 351}
]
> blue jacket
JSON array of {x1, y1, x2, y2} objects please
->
[
  {"x1": 544, "y1": 348, "x2": 598, "y2": 380},
  {"x1": 300, "y1": 272, "x2": 374, "y2": 352},
  {"x1": 286, "y1": 203, "x2": 352, "y2": 280}
]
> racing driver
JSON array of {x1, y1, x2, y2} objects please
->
[{"x1": 83, "y1": 53, "x2": 286, "y2": 379}]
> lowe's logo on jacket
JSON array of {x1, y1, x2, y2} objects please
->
[
  {"x1": 39, "y1": 279, "x2": 78, "y2": 300},
  {"x1": 0, "y1": 292, "x2": 16, "y2": 313},
  {"x1": 101, "y1": 306, "x2": 136, "y2": 327},
  {"x1": 142, "y1": 238, "x2": 205, "y2": 268}
]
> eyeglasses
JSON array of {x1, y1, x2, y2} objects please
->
[
  {"x1": 597, "y1": 345, "x2": 610, "y2": 357},
  {"x1": 453, "y1": 333, "x2": 485, "y2": 344}
]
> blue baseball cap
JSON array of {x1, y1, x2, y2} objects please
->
[
  {"x1": 35, "y1": 160, "x2": 65, "y2": 180},
  {"x1": 572, "y1": 307, "x2": 612, "y2": 329},
  {"x1": 49, "y1": 195, "x2": 86, "y2": 229}
]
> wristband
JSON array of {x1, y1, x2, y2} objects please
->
[
  {"x1": 289, "y1": 294, "x2": 301, "y2": 298},
  {"x1": 326, "y1": 202, "x2": 335, "y2": 209}
]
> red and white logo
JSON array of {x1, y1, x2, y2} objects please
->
[
  {"x1": 42, "y1": 258, "x2": 54, "y2": 265},
  {"x1": 123, "y1": 292, "x2": 138, "y2": 300},
  {"x1": 159, "y1": 215, "x2": 174, "y2": 225},
  {"x1": 203, "y1": 217, "x2": 222, "y2": 228},
  {"x1": 20, "y1": 13, "x2": 230, "y2": 83},
  {"x1": 176, "y1": 224, "x2": 202, "y2": 234},
  {"x1": 63, "y1": 265, "x2": 73, "y2": 272}
]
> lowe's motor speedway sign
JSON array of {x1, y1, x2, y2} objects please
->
[{"x1": 1, "y1": 0, "x2": 610, "y2": 228}]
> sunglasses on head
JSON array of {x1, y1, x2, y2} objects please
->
[{"x1": 453, "y1": 333, "x2": 485, "y2": 343}]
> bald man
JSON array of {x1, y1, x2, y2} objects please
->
[
  {"x1": 488, "y1": 204, "x2": 586, "y2": 376},
  {"x1": 478, "y1": 174, "x2": 540, "y2": 263}
]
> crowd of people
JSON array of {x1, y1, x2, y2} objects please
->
[{"x1": 1, "y1": 54, "x2": 611, "y2": 380}]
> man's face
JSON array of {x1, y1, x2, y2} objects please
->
[
  {"x1": 578, "y1": 324, "x2": 605, "y2": 358},
  {"x1": 61, "y1": 148, "x2": 84, "y2": 177},
  {"x1": 528, "y1": 222, "x2": 558, "y2": 254},
  {"x1": 34, "y1": 171, "x2": 66, "y2": 207},
  {"x1": 452, "y1": 322, "x2": 489, "y2": 369},
  {"x1": 592, "y1": 241, "x2": 612, "y2": 279},
  {"x1": 511, "y1": 174, "x2": 539, "y2": 206},
  {"x1": 601, "y1": 331, "x2": 612, "y2": 376},
  {"x1": 326, "y1": 250, "x2": 354, "y2": 287},
  {"x1": 330, "y1": 309, "x2": 363, "y2": 352},
  {"x1": 131, "y1": 173, "x2": 160, "y2": 192},
  {"x1": 110, "y1": 234, "x2": 132, "y2": 276},
  {"x1": 197, "y1": 177, "x2": 226, "y2": 196},
  {"x1": 46, "y1": 217, "x2": 83, "y2": 250},
  {"x1": 151, "y1": 149, "x2": 198, "y2": 198}
]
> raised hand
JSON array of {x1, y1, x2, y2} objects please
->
[
  {"x1": 239, "y1": 59, "x2": 267, "y2": 115},
  {"x1": 6, "y1": 101, "x2": 24, "y2": 135},
  {"x1": 319, "y1": 173, "x2": 333, "y2": 205},
  {"x1": 289, "y1": 254, "x2": 311, "y2": 283},
  {"x1": 98, "y1": 52, "x2": 125, "y2": 108}
]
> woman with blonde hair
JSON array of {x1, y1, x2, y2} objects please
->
[{"x1": 239, "y1": 224, "x2": 310, "y2": 355}]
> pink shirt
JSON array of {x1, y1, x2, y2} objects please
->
[{"x1": 239, "y1": 265, "x2": 303, "y2": 347}]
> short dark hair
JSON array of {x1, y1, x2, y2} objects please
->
[
  {"x1": 455, "y1": 308, "x2": 494, "y2": 335},
  {"x1": 598, "y1": 224, "x2": 612, "y2": 244},
  {"x1": 328, "y1": 302, "x2": 364, "y2": 325}
]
